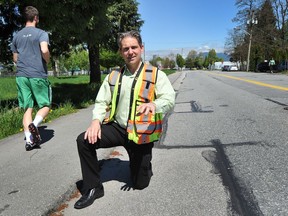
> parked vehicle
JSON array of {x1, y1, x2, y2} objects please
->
[
  {"x1": 229, "y1": 65, "x2": 238, "y2": 71},
  {"x1": 256, "y1": 62, "x2": 277, "y2": 72},
  {"x1": 256, "y1": 62, "x2": 269, "y2": 72},
  {"x1": 222, "y1": 65, "x2": 230, "y2": 71},
  {"x1": 277, "y1": 60, "x2": 288, "y2": 71}
]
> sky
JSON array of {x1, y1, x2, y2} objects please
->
[{"x1": 137, "y1": 0, "x2": 238, "y2": 60}]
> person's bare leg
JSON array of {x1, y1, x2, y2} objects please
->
[{"x1": 23, "y1": 108, "x2": 33, "y2": 132}]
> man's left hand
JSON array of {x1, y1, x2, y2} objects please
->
[{"x1": 137, "y1": 102, "x2": 156, "y2": 115}]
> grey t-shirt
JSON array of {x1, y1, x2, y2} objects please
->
[{"x1": 11, "y1": 26, "x2": 49, "y2": 78}]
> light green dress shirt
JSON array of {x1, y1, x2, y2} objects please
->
[{"x1": 92, "y1": 64, "x2": 176, "y2": 128}]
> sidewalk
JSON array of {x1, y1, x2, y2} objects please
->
[{"x1": 0, "y1": 71, "x2": 230, "y2": 216}]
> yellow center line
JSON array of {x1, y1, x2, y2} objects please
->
[{"x1": 208, "y1": 72, "x2": 288, "y2": 91}]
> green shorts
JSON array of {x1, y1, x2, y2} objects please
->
[{"x1": 16, "y1": 77, "x2": 52, "y2": 109}]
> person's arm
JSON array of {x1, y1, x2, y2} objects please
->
[
  {"x1": 153, "y1": 70, "x2": 176, "y2": 113},
  {"x1": 92, "y1": 76, "x2": 112, "y2": 122},
  {"x1": 40, "y1": 41, "x2": 50, "y2": 63},
  {"x1": 13, "y1": 53, "x2": 18, "y2": 63}
]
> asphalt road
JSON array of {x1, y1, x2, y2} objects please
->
[
  {"x1": 164, "y1": 71, "x2": 288, "y2": 216},
  {"x1": 1, "y1": 70, "x2": 288, "y2": 216}
]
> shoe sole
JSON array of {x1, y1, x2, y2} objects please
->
[{"x1": 28, "y1": 123, "x2": 41, "y2": 144}]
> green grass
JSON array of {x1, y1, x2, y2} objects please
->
[
  {"x1": 0, "y1": 75, "x2": 102, "y2": 108},
  {"x1": 162, "y1": 69, "x2": 177, "y2": 75},
  {"x1": 0, "y1": 102, "x2": 75, "y2": 139},
  {"x1": 0, "y1": 77, "x2": 18, "y2": 101}
]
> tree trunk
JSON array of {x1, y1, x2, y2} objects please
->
[{"x1": 88, "y1": 43, "x2": 101, "y2": 84}]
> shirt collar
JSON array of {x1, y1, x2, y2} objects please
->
[{"x1": 124, "y1": 62, "x2": 143, "y2": 76}]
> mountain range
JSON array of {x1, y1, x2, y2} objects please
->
[{"x1": 144, "y1": 49, "x2": 230, "y2": 61}]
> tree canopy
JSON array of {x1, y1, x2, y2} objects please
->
[
  {"x1": 0, "y1": 0, "x2": 143, "y2": 83},
  {"x1": 227, "y1": 0, "x2": 288, "y2": 71}
]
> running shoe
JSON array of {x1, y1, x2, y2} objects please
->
[
  {"x1": 25, "y1": 142, "x2": 40, "y2": 151},
  {"x1": 28, "y1": 123, "x2": 41, "y2": 144}
]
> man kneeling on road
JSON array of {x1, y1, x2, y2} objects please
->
[{"x1": 74, "y1": 30, "x2": 176, "y2": 209}]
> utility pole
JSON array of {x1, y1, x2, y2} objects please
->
[{"x1": 246, "y1": 10, "x2": 258, "y2": 72}]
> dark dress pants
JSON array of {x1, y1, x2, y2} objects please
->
[{"x1": 76, "y1": 122, "x2": 154, "y2": 192}]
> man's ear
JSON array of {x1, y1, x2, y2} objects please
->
[{"x1": 34, "y1": 16, "x2": 39, "y2": 23}]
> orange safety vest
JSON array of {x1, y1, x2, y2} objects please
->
[{"x1": 105, "y1": 63, "x2": 163, "y2": 144}]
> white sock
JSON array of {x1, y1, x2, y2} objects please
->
[
  {"x1": 33, "y1": 115, "x2": 43, "y2": 127},
  {"x1": 25, "y1": 131, "x2": 32, "y2": 143}
]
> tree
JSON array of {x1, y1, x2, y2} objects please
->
[
  {"x1": 0, "y1": 2, "x2": 22, "y2": 65},
  {"x1": 185, "y1": 49, "x2": 197, "y2": 69},
  {"x1": 169, "y1": 59, "x2": 176, "y2": 69},
  {"x1": 100, "y1": 49, "x2": 124, "y2": 69},
  {"x1": 64, "y1": 46, "x2": 89, "y2": 72},
  {"x1": 105, "y1": 0, "x2": 144, "y2": 51},
  {"x1": 162, "y1": 57, "x2": 170, "y2": 69},
  {"x1": 203, "y1": 56, "x2": 209, "y2": 68},
  {"x1": 0, "y1": 0, "x2": 143, "y2": 84},
  {"x1": 229, "y1": 0, "x2": 259, "y2": 70},
  {"x1": 228, "y1": 0, "x2": 288, "y2": 71},
  {"x1": 271, "y1": 0, "x2": 288, "y2": 60},
  {"x1": 176, "y1": 54, "x2": 185, "y2": 69},
  {"x1": 272, "y1": 0, "x2": 288, "y2": 41},
  {"x1": 185, "y1": 58, "x2": 194, "y2": 69},
  {"x1": 149, "y1": 55, "x2": 163, "y2": 67},
  {"x1": 207, "y1": 49, "x2": 220, "y2": 65},
  {"x1": 194, "y1": 54, "x2": 204, "y2": 69},
  {"x1": 254, "y1": 0, "x2": 278, "y2": 60}
]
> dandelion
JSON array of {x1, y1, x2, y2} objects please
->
[
  {"x1": 20, "y1": 128, "x2": 23, "y2": 132},
  {"x1": 49, "y1": 109, "x2": 53, "y2": 113}
]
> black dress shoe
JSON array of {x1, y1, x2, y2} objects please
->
[{"x1": 74, "y1": 186, "x2": 104, "y2": 209}]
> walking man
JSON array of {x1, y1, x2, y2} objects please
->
[
  {"x1": 74, "y1": 30, "x2": 175, "y2": 209},
  {"x1": 11, "y1": 6, "x2": 51, "y2": 151},
  {"x1": 269, "y1": 58, "x2": 275, "y2": 73}
]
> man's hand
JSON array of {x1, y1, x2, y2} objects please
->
[
  {"x1": 137, "y1": 102, "x2": 156, "y2": 115},
  {"x1": 84, "y1": 119, "x2": 101, "y2": 144}
]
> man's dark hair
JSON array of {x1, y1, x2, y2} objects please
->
[
  {"x1": 24, "y1": 6, "x2": 39, "y2": 22},
  {"x1": 117, "y1": 30, "x2": 142, "y2": 49}
]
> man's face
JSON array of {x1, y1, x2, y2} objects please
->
[{"x1": 119, "y1": 37, "x2": 143, "y2": 66}]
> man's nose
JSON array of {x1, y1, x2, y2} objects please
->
[{"x1": 128, "y1": 48, "x2": 133, "y2": 54}]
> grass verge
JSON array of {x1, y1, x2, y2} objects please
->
[{"x1": 0, "y1": 75, "x2": 100, "y2": 140}]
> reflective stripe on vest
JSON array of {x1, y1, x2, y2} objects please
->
[{"x1": 103, "y1": 70, "x2": 122, "y2": 123}]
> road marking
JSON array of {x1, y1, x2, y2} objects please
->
[{"x1": 209, "y1": 73, "x2": 288, "y2": 91}]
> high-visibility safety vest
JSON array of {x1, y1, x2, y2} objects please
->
[{"x1": 105, "y1": 63, "x2": 163, "y2": 144}]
